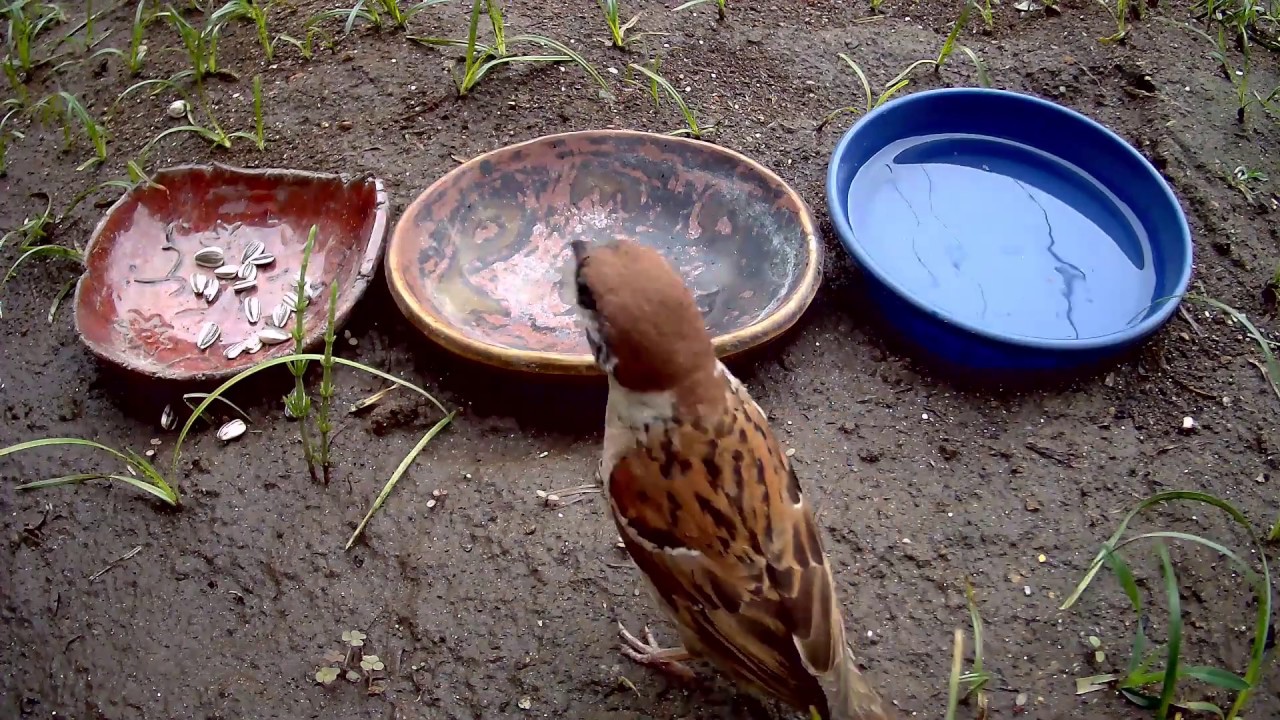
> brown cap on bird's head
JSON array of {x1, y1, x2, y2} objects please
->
[{"x1": 571, "y1": 238, "x2": 717, "y2": 393}]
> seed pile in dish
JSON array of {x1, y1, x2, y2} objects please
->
[{"x1": 187, "y1": 237, "x2": 323, "y2": 358}]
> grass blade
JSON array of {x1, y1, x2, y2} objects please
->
[
  {"x1": 172, "y1": 353, "x2": 449, "y2": 473},
  {"x1": 345, "y1": 410, "x2": 457, "y2": 549},
  {"x1": 1155, "y1": 542, "x2": 1182, "y2": 720}
]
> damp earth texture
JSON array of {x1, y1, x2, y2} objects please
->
[{"x1": 2, "y1": 1, "x2": 1279, "y2": 719}]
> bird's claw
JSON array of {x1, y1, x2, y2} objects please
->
[{"x1": 617, "y1": 621, "x2": 696, "y2": 681}]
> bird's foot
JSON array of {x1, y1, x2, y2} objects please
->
[
  {"x1": 537, "y1": 484, "x2": 600, "y2": 507},
  {"x1": 617, "y1": 621, "x2": 696, "y2": 681}
]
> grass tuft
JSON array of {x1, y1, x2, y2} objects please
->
[
  {"x1": 0, "y1": 437, "x2": 180, "y2": 506},
  {"x1": 286, "y1": 225, "x2": 320, "y2": 482},
  {"x1": 673, "y1": 0, "x2": 726, "y2": 21},
  {"x1": 88, "y1": 0, "x2": 153, "y2": 76},
  {"x1": 628, "y1": 60, "x2": 708, "y2": 138},
  {"x1": 410, "y1": 0, "x2": 611, "y2": 98},
  {"x1": 1061, "y1": 490, "x2": 1273, "y2": 720}
]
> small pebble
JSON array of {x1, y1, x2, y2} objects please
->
[
  {"x1": 1023, "y1": 585, "x2": 1032, "y2": 596},
  {"x1": 337, "y1": 120, "x2": 353, "y2": 131},
  {"x1": 784, "y1": 448, "x2": 796, "y2": 457},
  {"x1": 1180, "y1": 415, "x2": 1198, "y2": 433},
  {"x1": 1037, "y1": 553, "x2": 1047, "y2": 563}
]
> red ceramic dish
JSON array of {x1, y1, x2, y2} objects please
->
[
  {"x1": 385, "y1": 130, "x2": 823, "y2": 376},
  {"x1": 73, "y1": 164, "x2": 387, "y2": 381}
]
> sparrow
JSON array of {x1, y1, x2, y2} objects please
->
[{"x1": 569, "y1": 237, "x2": 894, "y2": 720}]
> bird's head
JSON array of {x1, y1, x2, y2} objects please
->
[{"x1": 570, "y1": 238, "x2": 716, "y2": 392}]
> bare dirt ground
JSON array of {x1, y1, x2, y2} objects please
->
[{"x1": 2, "y1": 0, "x2": 1279, "y2": 718}]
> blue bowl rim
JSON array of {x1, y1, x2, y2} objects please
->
[{"x1": 825, "y1": 87, "x2": 1194, "y2": 353}]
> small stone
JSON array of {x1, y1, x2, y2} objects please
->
[
  {"x1": 1037, "y1": 553, "x2": 1047, "y2": 563},
  {"x1": 1025, "y1": 498, "x2": 1042, "y2": 512},
  {"x1": 1014, "y1": 693, "x2": 1028, "y2": 708},
  {"x1": 1180, "y1": 416, "x2": 1198, "y2": 433},
  {"x1": 517, "y1": 696, "x2": 532, "y2": 710},
  {"x1": 1023, "y1": 585, "x2": 1032, "y2": 596},
  {"x1": 784, "y1": 448, "x2": 796, "y2": 457},
  {"x1": 337, "y1": 120, "x2": 353, "y2": 131},
  {"x1": 166, "y1": 99, "x2": 187, "y2": 118}
]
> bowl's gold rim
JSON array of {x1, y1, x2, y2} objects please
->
[{"x1": 385, "y1": 129, "x2": 824, "y2": 377}]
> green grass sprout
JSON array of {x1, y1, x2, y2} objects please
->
[
  {"x1": 136, "y1": 73, "x2": 266, "y2": 154},
  {"x1": 88, "y1": 0, "x2": 153, "y2": 76},
  {"x1": 287, "y1": 225, "x2": 320, "y2": 483},
  {"x1": 1188, "y1": 294, "x2": 1280, "y2": 403},
  {"x1": 944, "y1": 579, "x2": 995, "y2": 720},
  {"x1": 597, "y1": 0, "x2": 661, "y2": 48},
  {"x1": 673, "y1": 0, "x2": 726, "y2": 21},
  {"x1": 1061, "y1": 491, "x2": 1273, "y2": 720},
  {"x1": 3, "y1": 0, "x2": 67, "y2": 79},
  {"x1": 345, "y1": 409, "x2": 457, "y2": 549},
  {"x1": 628, "y1": 61, "x2": 708, "y2": 138},
  {"x1": 0, "y1": 437, "x2": 180, "y2": 506},
  {"x1": 309, "y1": 0, "x2": 447, "y2": 35},
  {"x1": 171, "y1": 350, "x2": 448, "y2": 473},
  {"x1": 276, "y1": 25, "x2": 333, "y2": 60},
  {"x1": 29, "y1": 91, "x2": 108, "y2": 170},
  {"x1": 410, "y1": 0, "x2": 610, "y2": 98},
  {"x1": 818, "y1": 53, "x2": 909, "y2": 129},
  {"x1": 317, "y1": 280, "x2": 340, "y2": 485},
  {"x1": 214, "y1": 0, "x2": 276, "y2": 60}
]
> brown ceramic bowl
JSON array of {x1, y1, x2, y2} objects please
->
[
  {"x1": 73, "y1": 163, "x2": 388, "y2": 382},
  {"x1": 385, "y1": 130, "x2": 823, "y2": 376}
]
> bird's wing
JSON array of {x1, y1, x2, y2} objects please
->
[{"x1": 606, "y1": 375, "x2": 848, "y2": 714}]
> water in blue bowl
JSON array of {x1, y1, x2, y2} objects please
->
[{"x1": 846, "y1": 133, "x2": 1157, "y2": 342}]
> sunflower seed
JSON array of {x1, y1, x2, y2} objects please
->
[
  {"x1": 216, "y1": 418, "x2": 247, "y2": 441},
  {"x1": 160, "y1": 404, "x2": 176, "y2": 430},
  {"x1": 190, "y1": 272, "x2": 210, "y2": 295},
  {"x1": 243, "y1": 296, "x2": 261, "y2": 324},
  {"x1": 258, "y1": 326, "x2": 290, "y2": 345},
  {"x1": 224, "y1": 340, "x2": 247, "y2": 360},
  {"x1": 243, "y1": 335, "x2": 263, "y2": 354},
  {"x1": 196, "y1": 321, "x2": 220, "y2": 350},
  {"x1": 194, "y1": 247, "x2": 225, "y2": 267},
  {"x1": 237, "y1": 262, "x2": 258, "y2": 282},
  {"x1": 249, "y1": 252, "x2": 275, "y2": 266},
  {"x1": 305, "y1": 280, "x2": 322, "y2": 301},
  {"x1": 240, "y1": 240, "x2": 265, "y2": 264},
  {"x1": 271, "y1": 302, "x2": 292, "y2": 328},
  {"x1": 280, "y1": 292, "x2": 298, "y2": 311},
  {"x1": 232, "y1": 278, "x2": 256, "y2": 293},
  {"x1": 203, "y1": 281, "x2": 220, "y2": 304},
  {"x1": 214, "y1": 264, "x2": 240, "y2": 280}
]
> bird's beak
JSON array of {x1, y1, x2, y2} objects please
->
[{"x1": 570, "y1": 239, "x2": 590, "y2": 266}]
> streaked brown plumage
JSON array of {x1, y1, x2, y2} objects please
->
[{"x1": 570, "y1": 237, "x2": 894, "y2": 720}]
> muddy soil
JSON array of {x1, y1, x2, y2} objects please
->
[{"x1": 2, "y1": 0, "x2": 1279, "y2": 718}]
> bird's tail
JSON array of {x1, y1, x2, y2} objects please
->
[{"x1": 817, "y1": 649, "x2": 894, "y2": 720}]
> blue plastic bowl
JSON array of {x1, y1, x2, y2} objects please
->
[{"x1": 826, "y1": 88, "x2": 1193, "y2": 375}]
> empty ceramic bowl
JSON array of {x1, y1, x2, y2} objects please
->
[
  {"x1": 385, "y1": 130, "x2": 823, "y2": 375},
  {"x1": 73, "y1": 163, "x2": 388, "y2": 381}
]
